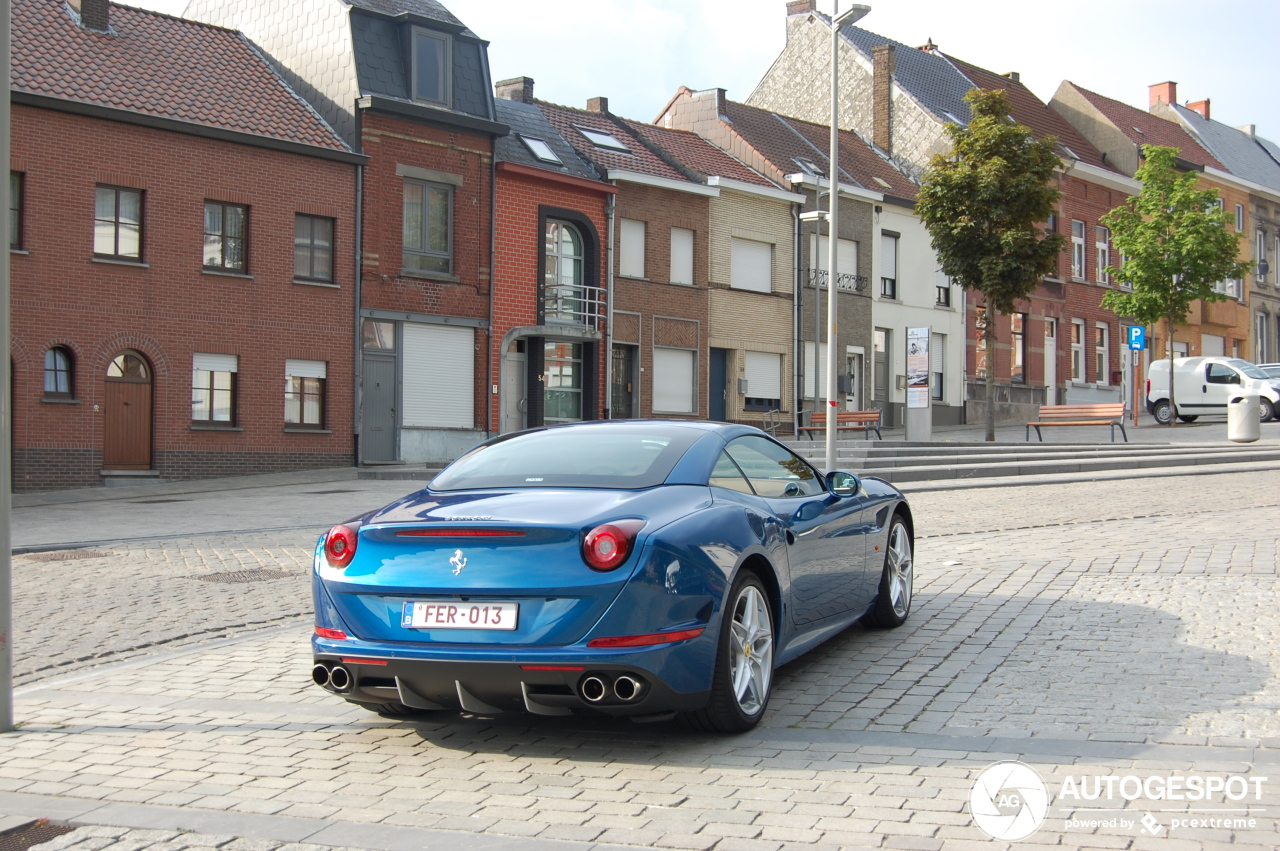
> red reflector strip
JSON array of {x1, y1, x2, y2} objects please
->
[
  {"x1": 519, "y1": 665, "x2": 586, "y2": 671},
  {"x1": 340, "y1": 657, "x2": 388, "y2": 666},
  {"x1": 395, "y1": 529, "x2": 525, "y2": 537},
  {"x1": 587, "y1": 627, "x2": 705, "y2": 648},
  {"x1": 314, "y1": 627, "x2": 348, "y2": 640}
]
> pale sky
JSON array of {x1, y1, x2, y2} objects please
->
[{"x1": 139, "y1": 0, "x2": 1279, "y2": 143}]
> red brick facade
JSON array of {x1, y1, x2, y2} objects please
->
[{"x1": 10, "y1": 105, "x2": 359, "y2": 491}]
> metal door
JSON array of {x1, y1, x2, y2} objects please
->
[
  {"x1": 362, "y1": 354, "x2": 397, "y2": 462},
  {"x1": 103, "y1": 351, "x2": 152, "y2": 470},
  {"x1": 610, "y1": 344, "x2": 635, "y2": 420},
  {"x1": 709, "y1": 348, "x2": 728, "y2": 421}
]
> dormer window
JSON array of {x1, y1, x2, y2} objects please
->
[
  {"x1": 520, "y1": 135, "x2": 562, "y2": 164},
  {"x1": 1057, "y1": 143, "x2": 1080, "y2": 160},
  {"x1": 577, "y1": 127, "x2": 629, "y2": 152},
  {"x1": 412, "y1": 28, "x2": 451, "y2": 106}
]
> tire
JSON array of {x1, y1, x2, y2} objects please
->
[
  {"x1": 1152, "y1": 399, "x2": 1173, "y2": 425},
  {"x1": 1259, "y1": 399, "x2": 1276, "y2": 423},
  {"x1": 865, "y1": 514, "x2": 913, "y2": 629},
  {"x1": 1177, "y1": 415, "x2": 1199, "y2": 423},
  {"x1": 686, "y1": 572, "x2": 774, "y2": 733}
]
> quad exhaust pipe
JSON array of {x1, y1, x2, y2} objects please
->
[
  {"x1": 578, "y1": 673, "x2": 646, "y2": 704},
  {"x1": 312, "y1": 663, "x2": 351, "y2": 693}
]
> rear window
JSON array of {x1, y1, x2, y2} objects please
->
[{"x1": 430, "y1": 424, "x2": 703, "y2": 491}]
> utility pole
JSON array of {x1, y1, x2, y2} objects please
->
[{"x1": 1, "y1": 0, "x2": 15, "y2": 733}]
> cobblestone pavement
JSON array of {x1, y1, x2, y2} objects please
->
[{"x1": 4, "y1": 470, "x2": 1280, "y2": 849}]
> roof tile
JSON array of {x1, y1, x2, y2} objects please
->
[
  {"x1": 1069, "y1": 83, "x2": 1223, "y2": 170},
  {"x1": 537, "y1": 100, "x2": 691, "y2": 184}
]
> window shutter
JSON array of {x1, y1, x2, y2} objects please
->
[
  {"x1": 931, "y1": 334, "x2": 944, "y2": 375},
  {"x1": 880, "y1": 234, "x2": 897, "y2": 278},
  {"x1": 803, "y1": 342, "x2": 828, "y2": 398},
  {"x1": 652, "y1": 348, "x2": 695, "y2": 413},
  {"x1": 730, "y1": 238, "x2": 772, "y2": 292},
  {"x1": 744, "y1": 351, "x2": 781, "y2": 399},
  {"x1": 670, "y1": 227, "x2": 694, "y2": 285},
  {"x1": 620, "y1": 219, "x2": 645, "y2": 278},
  {"x1": 285, "y1": 359, "x2": 327, "y2": 379},
  {"x1": 401, "y1": 323, "x2": 474, "y2": 428},
  {"x1": 193, "y1": 353, "x2": 238, "y2": 373}
]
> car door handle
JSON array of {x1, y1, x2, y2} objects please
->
[{"x1": 1203, "y1": 385, "x2": 1207, "y2": 392}]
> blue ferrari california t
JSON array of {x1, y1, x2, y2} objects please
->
[{"x1": 311, "y1": 421, "x2": 914, "y2": 732}]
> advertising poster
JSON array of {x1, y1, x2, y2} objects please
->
[{"x1": 907, "y1": 326, "x2": 930, "y2": 409}]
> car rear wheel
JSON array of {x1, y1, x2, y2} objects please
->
[
  {"x1": 1152, "y1": 399, "x2": 1173, "y2": 425},
  {"x1": 866, "y1": 514, "x2": 913, "y2": 629},
  {"x1": 686, "y1": 571, "x2": 773, "y2": 733}
]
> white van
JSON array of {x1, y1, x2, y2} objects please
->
[{"x1": 1146, "y1": 357, "x2": 1280, "y2": 424}]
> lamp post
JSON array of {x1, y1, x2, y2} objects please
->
[{"x1": 824, "y1": 2, "x2": 870, "y2": 474}]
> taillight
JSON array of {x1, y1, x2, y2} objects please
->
[
  {"x1": 314, "y1": 626, "x2": 347, "y2": 640},
  {"x1": 1146, "y1": 378, "x2": 1150, "y2": 395},
  {"x1": 582, "y1": 519, "x2": 646, "y2": 571},
  {"x1": 324, "y1": 524, "x2": 358, "y2": 568}
]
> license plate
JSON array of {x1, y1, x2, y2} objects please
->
[{"x1": 402, "y1": 601, "x2": 518, "y2": 630}]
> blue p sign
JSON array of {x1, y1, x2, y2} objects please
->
[{"x1": 1127, "y1": 326, "x2": 1145, "y2": 350}]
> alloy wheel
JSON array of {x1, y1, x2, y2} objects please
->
[
  {"x1": 886, "y1": 522, "x2": 913, "y2": 619},
  {"x1": 729, "y1": 584, "x2": 773, "y2": 716}
]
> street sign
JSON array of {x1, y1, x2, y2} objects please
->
[{"x1": 1127, "y1": 326, "x2": 1145, "y2": 351}]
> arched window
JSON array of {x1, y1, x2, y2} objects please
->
[
  {"x1": 106, "y1": 351, "x2": 150, "y2": 381},
  {"x1": 545, "y1": 220, "x2": 584, "y2": 323},
  {"x1": 44, "y1": 347, "x2": 73, "y2": 397}
]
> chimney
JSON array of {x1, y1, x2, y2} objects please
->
[
  {"x1": 1237, "y1": 123, "x2": 1257, "y2": 139},
  {"x1": 69, "y1": 0, "x2": 110, "y2": 32},
  {"x1": 586, "y1": 96, "x2": 609, "y2": 114},
  {"x1": 1187, "y1": 99, "x2": 1210, "y2": 120},
  {"x1": 1149, "y1": 81, "x2": 1177, "y2": 109},
  {"x1": 873, "y1": 44, "x2": 895, "y2": 155},
  {"x1": 786, "y1": 0, "x2": 817, "y2": 16},
  {"x1": 1005, "y1": 71, "x2": 1020, "y2": 84},
  {"x1": 918, "y1": 38, "x2": 937, "y2": 53},
  {"x1": 495, "y1": 76, "x2": 534, "y2": 104}
]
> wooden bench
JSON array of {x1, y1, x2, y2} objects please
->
[
  {"x1": 1026, "y1": 403, "x2": 1128, "y2": 443},
  {"x1": 797, "y1": 409, "x2": 883, "y2": 440}
]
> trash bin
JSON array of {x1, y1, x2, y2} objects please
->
[{"x1": 1228, "y1": 394, "x2": 1260, "y2": 443}]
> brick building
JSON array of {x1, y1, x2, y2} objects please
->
[
  {"x1": 10, "y1": 0, "x2": 361, "y2": 491},
  {"x1": 188, "y1": 0, "x2": 507, "y2": 464},
  {"x1": 490, "y1": 83, "x2": 613, "y2": 432},
  {"x1": 1051, "y1": 81, "x2": 1253, "y2": 367}
]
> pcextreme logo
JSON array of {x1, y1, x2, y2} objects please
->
[{"x1": 969, "y1": 761, "x2": 1050, "y2": 841}]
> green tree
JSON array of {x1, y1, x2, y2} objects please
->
[
  {"x1": 917, "y1": 89, "x2": 1066, "y2": 441},
  {"x1": 1101, "y1": 145, "x2": 1250, "y2": 426}
]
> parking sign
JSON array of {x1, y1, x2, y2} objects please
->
[{"x1": 1127, "y1": 326, "x2": 1145, "y2": 351}]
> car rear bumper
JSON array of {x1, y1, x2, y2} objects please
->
[{"x1": 312, "y1": 652, "x2": 709, "y2": 717}]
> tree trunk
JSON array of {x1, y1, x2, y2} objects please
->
[
  {"x1": 985, "y1": 307, "x2": 997, "y2": 442},
  {"x1": 1167, "y1": 308, "x2": 1176, "y2": 428}
]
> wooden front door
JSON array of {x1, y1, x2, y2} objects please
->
[{"x1": 103, "y1": 351, "x2": 153, "y2": 470}]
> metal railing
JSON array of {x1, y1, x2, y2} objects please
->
[
  {"x1": 542, "y1": 283, "x2": 607, "y2": 329},
  {"x1": 803, "y1": 268, "x2": 869, "y2": 293}
]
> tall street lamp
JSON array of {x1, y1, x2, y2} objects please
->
[{"x1": 824, "y1": 2, "x2": 870, "y2": 474}]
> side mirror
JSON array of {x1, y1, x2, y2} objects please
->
[
  {"x1": 1230, "y1": 373, "x2": 1242, "y2": 384},
  {"x1": 825, "y1": 471, "x2": 860, "y2": 497}
]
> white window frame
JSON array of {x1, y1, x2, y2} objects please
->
[
  {"x1": 730, "y1": 237, "x2": 772, "y2": 293},
  {"x1": 1071, "y1": 319, "x2": 1085, "y2": 382},
  {"x1": 880, "y1": 233, "x2": 898, "y2": 299},
  {"x1": 670, "y1": 227, "x2": 694, "y2": 285},
  {"x1": 1071, "y1": 220, "x2": 1086, "y2": 279},
  {"x1": 192, "y1": 353, "x2": 238, "y2": 424},
  {"x1": 1257, "y1": 230, "x2": 1267, "y2": 284},
  {"x1": 410, "y1": 27, "x2": 451, "y2": 107},
  {"x1": 1257, "y1": 313, "x2": 1269, "y2": 364},
  {"x1": 1095, "y1": 225, "x2": 1110, "y2": 284},
  {"x1": 1094, "y1": 322, "x2": 1109, "y2": 386},
  {"x1": 743, "y1": 350, "x2": 782, "y2": 410},
  {"x1": 284, "y1": 359, "x2": 327, "y2": 428},
  {"x1": 1235, "y1": 204, "x2": 1244, "y2": 232},
  {"x1": 619, "y1": 218, "x2": 645, "y2": 279},
  {"x1": 652, "y1": 347, "x2": 696, "y2": 414}
]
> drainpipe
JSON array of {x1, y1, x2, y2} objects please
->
[
  {"x1": 488, "y1": 149, "x2": 497, "y2": 436},
  {"x1": 792, "y1": 203, "x2": 801, "y2": 436},
  {"x1": 604, "y1": 193, "x2": 616, "y2": 418},
  {"x1": 352, "y1": 162, "x2": 363, "y2": 466}
]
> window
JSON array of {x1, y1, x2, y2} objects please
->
[
  {"x1": 652, "y1": 347, "x2": 695, "y2": 413},
  {"x1": 724, "y1": 436, "x2": 823, "y2": 499},
  {"x1": 411, "y1": 28, "x2": 450, "y2": 105},
  {"x1": 578, "y1": 127, "x2": 629, "y2": 152},
  {"x1": 402, "y1": 180, "x2": 451, "y2": 274},
  {"x1": 1095, "y1": 323, "x2": 1109, "y2": 385},
  {"x1": 203, "y1": 201, "x2": 246, "y2": 272},
  {"x1": 974, "y1": 308, "x2": 988, "y2": 378},
  {"x1": 519, "y1": 135, "x2": 561, "y2": 164},
  {"x1": 803, "y1": 341, "x2": 828, "y2": 398},
  {"x1": 619, "y1": 218, "x2": 645, "y2": 278},
  {"x1": 545, "y1": 220, "x2": 585, "y2": 323},
  {"x1": 1235, "y1": 204, "x2": 1244, "y2": 232},
  {"x1": 730, "y1": 237, "x2": 772, "y2": 292},
  {"x1": 670, "y1": 227, "x2": 694, "y2": 285},
  {"x1": 10, "y1": 172, "x2": 22, "y2": 250},
  {"x1": 744, "y1": 351, "x2": 782, "y2": 410},
  {"x1": 192, "y1": 353, "x2": 238, "y2": 424},
  {"x1": 936, "y1": 268, "x2": 951, "y2": 306},
  {"x1": 544, "y1": 341, "x2": 583, "y2": 423},
  {"x1": 1071, "y1": 220, "x2": 1085, "y2": 278},
  {"x1": 810, "y1": 235, "x2": 857, "y2": 286},
  {"x1": 362, "y1": 319, "x2": 395, "y2": 350},
  {"x1": 95, "y1": 186, "x2": 142, "y2": 260},
  {"x1": 294, "y1": 215, "x2": 334, "y2": 282},
  {"x1": 285, "y1": 359, "x2": 327, "y2": 428},
  {"x1": 1071, "y1": 319, "x2": 1085, "y2": 382},
  {"x1": 710, "y1": 450, "x2": 754, "y2": 494},
  {"x1": 1010, "y1": 314, "x2": 1026, "y2": 384},
  {"x1": 874, "y1": 329, "x2": 891, "y2": 402},
  {"x1": 1257, "y1": 313, "x2": 1268, "y2": 363},
  {"x1": 1095, "y1": 226, "x2": 1110, "y2": 284},
  {"x1": 931, "y1": 332, "x2": 945, "y2": 401},
  {"x1": 1258, "y1": 230, "x2": 1268, "y2": 284},
  {"x1": 881, "y1": 233, "x2": 898, "y2": 298},
  {"x1": 1118, "y1": 253, "x2": 1132, "y2": 289},
  {"x1": 43, "y1": 347, "x2": 72, "y2": 397},
  {"x1": 1227, "y1": 277, "x2": 1243, "y2": 299}
]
